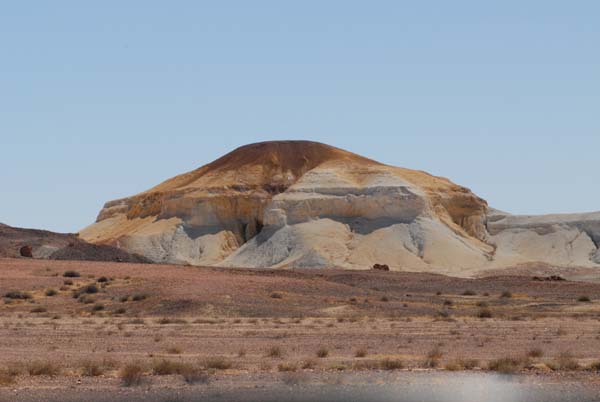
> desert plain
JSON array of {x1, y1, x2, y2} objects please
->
[{"x1": 2, "y1": 258, "x2": 600, "y2": 401}]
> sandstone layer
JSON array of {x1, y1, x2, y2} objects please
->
[{"x1": 80, "y1": 141, "x2": 600, "y2": 276}]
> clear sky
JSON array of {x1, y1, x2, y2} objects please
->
[{"x1": 1, "y1": 1, "x2": 599, "y2": 233}]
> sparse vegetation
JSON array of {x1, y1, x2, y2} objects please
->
[
  {"x1": 487, "y1": 357, "x2": 529, "y2": 374},
  {"x1": 0, "y1": 369, "x2": 15, "y2": 386},
  {"x1": 120, "y1": 363, "x2": 144, "y2": 386},
  {"x1": 4, "y1": 291, "x2": 32, "y2": 300},
  {"x1": 166, "y1": 346, "x2": 182, "y2": 354},
  {"x1": 92, "y1": 303, "x2": 104, "y2": 312},
  {"x1": 84, "y1": 284, "x2": 98, "y2": 294},
  {"x1": 577, "y1": 296, "x2": 591, "y2": 302},
  {"x1": 152, "y1": 359, "x2": 184, "y2": 375},
  {"x1": 266, "y1": 346, "x2": 283, "y2": 358},
  {"x1": 380, "y1": 358, "x2": 404, "y2": 370},
  {"x1": 462, "y1": 290, "x2": 476, "y2": 296},
  {"x1": 80, "y1": 360, "x2": 104, "y2": 377},
  {"x1": 45, "y1": 288, "x2": 58, "y2": 297},
  {"x1": 27, "y1": 361, "x2": 60, "y2": 376},
  {"x1": 277, "y1": 362, "x2": 298, "y2": 372},
  {"x1": 270, "y1": 292, "x2": 283, "y2": 299},
  {"x1": 203, "y1": 356, "x2": 232, "y2": 370},
  {"x1": 132, "y1": 294, "x2": 147, "y2": 302},
  {"x1": 63, "y1": 270, "x2": 80, "y2": 278},
  {"x1": 181, "y1": 365, "x2": 210, "y2": 384},
  {"x1": 424, "y1": 346, "x2": 444, "y2": 368},
  {"x1": 547, "y1": 352, "x2": 580, "y2": 371},
  {"x1": 301, "y1": 359, "x2": 317, "y2": 369},
  {"x1": 97, "y1": 276, "x2": 109, "y2": 283},
  {"x1": 30, "y1": 306, "x2": 47, "y2": 313},
  {"x1": 316, "y1": 347, "x2": 329, "y2": 358},
  {"x1": 527, "y1": 348, "x2": 544, "y2": 358},
  {"x1": 355, "y1": 348, "x2": 367, "y2": 358},
  {"x1": 500, "y1": 291, "x2": 512, "y2": 299},
  {"x1": 477, "y1": 308, "x2": 493, "y2": 319}
]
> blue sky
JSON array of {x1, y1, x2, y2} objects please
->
[{"x1": 1, "y1": 1, "x2": 599, "y2": 232}]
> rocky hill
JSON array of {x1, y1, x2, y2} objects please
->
[
  {"x1": 0, "y1": 223, "x2": 150, "y2": 263},
  {"x1": 79, "y1": 140, "x2": 600, "y2": 276}
]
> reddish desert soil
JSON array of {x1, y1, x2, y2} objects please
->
[{"x1": 1, "y1": 258, "x2": 600, "y2": 399}]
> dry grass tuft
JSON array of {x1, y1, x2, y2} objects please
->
[
  {"x1": 277, "y1": 362, "x2": 298, "y2": 372},
  {"x1": 487, "y1": 357, "x2": 529, "y2": 374},
  {"x1": 202, "y1": 356, "x2": 232, "y2": 370},
  {"x1": 266, "y1": 346, "x2": 284, "y2": 359},
  {"x1": 0, "y1": 369, "x2": 15, "y2": 386},
  {"x1": 355, "y1": 348, "x2": 368, "y2": 358},
  {"x1": 527, "y1": 348, "x2": 544, "y2": 358},
  {"x1": 120, "y1": 363, "x2": 144, "y2": 386},
  {"x1": 316, "y1": 347, "x2": 329, "y2": 358},
  {"x1": 27, "y1": 361, "x2": 60, "y2": 376},
  {"x1": 380, "y1": 358, "x2": 404, "y2": 370}
]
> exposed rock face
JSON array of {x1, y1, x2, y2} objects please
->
[
  {"x1": 80, "y1": 140, "x2": 600, "y2": 275},
  {"x1": 486, "y1": 209, "x2": 600, "y2": 267}
]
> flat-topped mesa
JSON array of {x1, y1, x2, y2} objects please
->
[{"x1": 80, "y1": 140, "x2": 496, "y2": 272}]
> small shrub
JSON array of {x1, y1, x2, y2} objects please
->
[
  {"x1": 277, "y1": 362, "x2": 298, "y2": 372},
  {"x1": 266, "y1": 346, "x2": 283, "y2": 358},
  {"x1": 270, "y1": 292, "x2": 283, "y2": 299},
  {"x1": 181, "y1": 365, "x2": 209, "y2": 384},
  {"x1": 80, "y1": 360, "x2": 104, "y2": 377},
  {"x1": 114, "y1": 307, "x2": 126, "y2": 315},
  {"x1": 84, "y1": 284, "x2": 98, "y2": 294},
  {"x1": 316, "y1": 347, "x2": 329, "y2": 358},
  {"x1": 152, "y1": 359, "x2": 183, "y2": 375},
  {"x1": 166, "y1": 346, "x2": 182, "y2": 355},
  {"x1": 63, "y1": 270, "x2": 81, "y2": 278},
  {"x1": 443, "y1": 300, "x2": 453, "y2": 306},
  {"x1": 119, "y1": 295, "x2": 130, "y2": 302},
  {"x1": 0, "y1": 370, "x2": 15, "y2": 386},
  {"x1": 477, "y1": 308, "x2": 493, "y2": 319},
  {"x1": 445, "y1": 359, "x2": 479, "y2": 371},
  {"x1": 131, "y1": 294, "x2": 147, "y2": 302},
  {"x1": 527, "y1": 348, "x2": 544, "y2": 358},
  {"x1": 554, "y1": 352, "x2": 580, "y2": 371},
  {"x1": 92, "y1": 303, "x2": 104, "y2": 312},
  {"x1": 500, "y1": 291, "x2": 512, "y2": 299},
  {"x1": 355, "y1": 348, "x2": 367, "y2": 358},
  {"x1": 577, "y1": 296, "x2": 591, "y2": 303},
  {"x1": 424, "y1": 347, "x2": 444, "y2": 368},
  {"x1": 4, "y1": 291, "x2": 32, "y2": 300},
  {"x1": 444, "y1": 361, "x2": 462, "y2": 371},
  {"x1": 589, "y1": 361, "x2": 600, "y2": 372},
  {"x1": 380, "y1": 296, "x2": 389, "y2": 302},
  {"x1": 120, "y1": 363, "x2": 144, "y2": 386},
  {"x1": 45, "y1": 289, "x2": 58, "y2": 297},
  {"x1": 63, "y1": 279, "x2": 73, "y2": 286},
  {"x1": 97, "y1": 276, "x2": 109, "y2": 283},
  {"x1": 203, "y1": 356, "x2": 232, "y2": 370},
  {"x1": 301, "y1": 359, "x2": 317, "y2": 369},
  {"x1": 462, "y1": 290, "x2": 476, "y2": 296},
  {"x1": 380, "y1": 358, "x2": 404, "y2": 370},
  {"x1": 487, "y1": 357, "x2": 527, "y2": 374},
  {"x1": 30, "y1": 306, "x2": 47, "y2": 313},
  {"x1": 27, "y1": 361, "x2": 60, "y2": 376},
  {"x1": 476, "y1": 301, "x2": 488, "y2": 308}
]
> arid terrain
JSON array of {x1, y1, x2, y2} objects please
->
[{"x1": 2, "y1": 257, "x2": 600, "y2": 401}]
